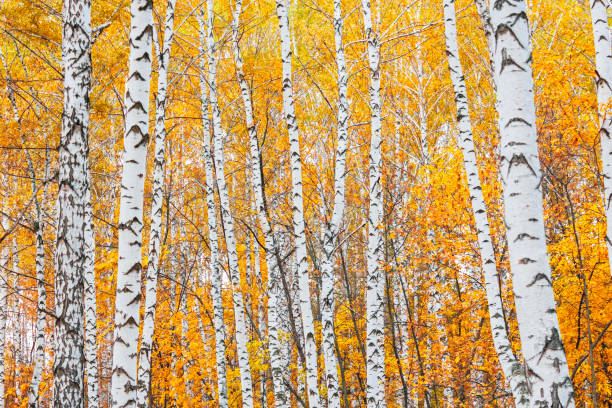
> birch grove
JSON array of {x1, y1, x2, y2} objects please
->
[{"x1": 2, "y1": 0, "x2": 611, "y2": 407}]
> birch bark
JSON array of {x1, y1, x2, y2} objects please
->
[
  {"x1": 319, "y1": 0, "x2": 349, "y2": 405},
  {"x1": 205, "y1": 0, "x2": 254, "y2": 404},
  {"x1": 0, "y1": 206, "x2": 8, "y2": 408},
  {"x1": 55, "y1": 0, "x2": 92, "y2": 405},
  {"x1": 111, "y1": 0, "x2": 154, "y2": 406},
  {"x1": 274, "y1": 1, "x2": 321, "y2": 405},
  {"x1": 589, "y1": 0, "x2": 612, "y2": 276},
  {"x1": 197, "y1": 10, "x2": 229, "y2": 407},
  {"x1": 360, "y1": 0, "x2": 386, "y2": 406},
  {"x1": 135, "y1": 1, "x2": 176, "y2": 406},
  {"x1": 491, "y1": 1, "x2": 575, "y2": 406},
  {"x1": 442, "y1": 0, "x2": 528, "y2": 404}
]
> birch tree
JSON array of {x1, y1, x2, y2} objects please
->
[
  {"x1": 111, "y1": 0, "x2": 153, "y2": 406},
  {"x1": 205, "y1": 0, "x2": 254, "y2": 404},
  {"x1": 361, "y1": 0, "x2": 386, "y2": 406},
  {"x1": 84, "y1": 196, "x2": 100, "y2": 408},
  {"x1": 136, "y1": 1, "x2": 176, "y2": 406},
  {"x1": 0, "y1": 205, "x2": 8, "y2": 408},
  {"x1": 442, "y1": 0, "x2": 527, "y2": 404},
  {"x1": 55, "y1": 0, "x2": 92, "y2": 406},
  {"x1": 491, "y1": 0, "x2": 575, "y2": 406},
  {"x1": 197, "y1": 9, "x2": 228, "y2": 407},
  {"x1": 588, "y1": 0, "x2": 612, "y2": 275},
  {"x1": 231, "y1": 1, "x2": 286, "y2": 404},
  {"x1": 319, "y1": 0, "x2": 349, "y2": 405},
  {"x1": 274, "y1": 1, "x2": 321, "y2": 405}
]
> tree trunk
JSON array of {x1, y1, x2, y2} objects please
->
[
  {"x1": 205, "y1": 0, "x2": 255, "y2": 405},
  {"x1": 111, "y1": 0, "x2": 153, "y2": 406},
  {"x1": 55, "y1": 0, "x2": 92, "y2": 405},
  {"x1": 197, "y1": 9, "x2": 229, "y2": 407},
  {"x1": 360, "y1": 0, "x2": 387, "y2": 406},
  {"x1": 274, "y1": 1, "x2": 321, "y2": 406},
  {"x1": 319, "y1": 1, "x2": 349, "y2": 406},
  {"x1": 136, "y1": 1, "x2": 176, "y2": 406},
  {"x1": 589, "y1": 0, "x2": 612, "y2": 277},
  {"x1": 491, "y1": 1, "x2": 575, "y2": 406},
  {"x1": 442, "y1": 0, "x2": 528, "y2": 404}
]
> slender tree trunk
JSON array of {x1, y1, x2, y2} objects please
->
[
  {"x1": 136, "y1": 1, "x2": 176, "y2": 406},
  {"x1": 55, "y1": 0, "x2": 92, "y2": 406},
  {"x1": 83, "y1": 196, "x2": 100, "y2": 408},
  {"x1": 491, "y1": 1, "x2": 575, "y2": 406},
  {"x1": 274, "y1": 1, "x2": 321, "y2": 405},
  {"x1": 111, "y1": 0, "x2": 154, "y2": 406},
  {"x1": 360, "y1": 0, "x2": 386, "y2": 406},
  {"x1": 25, "y1": 152, "x2": 47, "y2": 408},
  {"x1": 2, "y1": 57, "x2": 49, "y2": 408},
  {"x1": 441, "y1": 0, "x2": 528, "y2": 404},
  {"x1": 197, "y1": 9, "x2": 229, "y2": 407},
  {"x1": 0, "y1": 206, "x2": 9, "y2": 408},
  {"x1": 319, "y1": 1, "x2": 349, "y2": 406},
  {"x1": 589, "y1": 0, "x2": 612, "y2": 276},
  {"x1": 205, "y1": 0, "x2": 254, "y2": 405}
]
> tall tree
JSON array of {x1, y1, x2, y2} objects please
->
[
  {"x1": 231, "y1": 1, "x2": 287, "y2": 404},
  {"x1": 110, "y1": 0, "x2": 154, "y2": 406},
  {"x1": 136, "y1": 0, "x2": 176, "y2": 406},
  {"x1": 0, "y1": 203, "x2": 8, "y2": 408},
  {"x1": 274, "y1": 0, "x2": 321, "y2": 405},
  {"x1": 491, "y1": 0, "x2": 575, "y2": 406},
  {"x1": 55, "y1": 0, "x2": 92, "y2": 406},
  {"x1": 197, "y1": 8, "x2": 229, "y2": 407},
  {"x1": 588, "y1": 0, "x2": 612, "y2": 276},
  {"x1": 319, "y1": 0, "x2": 349, "y2": 405},
  {"x1": 205, "y1": 0, "x2": 254, "y2": 405},
  {"x1": 442, "y1": 0, "x2": 528, "y2": 404},
  {"x1": 361, "y1": 0, "x2": 386, "y2": 406}
]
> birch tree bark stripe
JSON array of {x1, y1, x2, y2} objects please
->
[
  {"x1": 491, "y1": 0, "x2": 575, "y2": 406},
  {"x1": 197, "y1": 9, "x2": 229, "y2": 407},
  {"x1": 55, "y1": 0, "x2": 92, "y2": 406},
  {"x1": 361, "y1": 1, "x2": 386, "y2": 406},
  {"x1": 442, "y1": 0, "x2": 528, "y2": 404},
  {"x1": 111, "y1": 0, "x2": 153, "y2": 406},
  {"x1": 274, "y1": 1, "x2": 321, "y2": 405},
  {"x1": 588, "y1": 0, "x2": 612, "y2": 277},
  {"x1": 136, "y1": 1, "x2": 176, "y2": 406},
  {"x1": 319, "y1": 0, "x2": 349, "y2": 405}
]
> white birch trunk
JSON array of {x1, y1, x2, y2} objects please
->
[
  {"x1": 274, "y1": 1, "x2": 321, "y2": 405},
  {"x1": 84, "y1": 196, "x2": 100, "y2": 408},
  {"x1": 319, "y1": 0, "x2": 349, "y2": 406},
  {"x1": 491, "y1": 1, "x2": 575, "y2": 406},
  {"x1": 197, "y1": 10, "x2": 229, "y2": 407},
  {"x1": 25, "y1": 152, "x2": 47, "y2": 408},
  {"x1": 111, "y1": 0, "x2": 153, "y2": 406},
  {"x1": 361, "y1": 0, "x2": 386, "y2": 406},
  {"x1": 135, "y1": 1, "x2": 176, "y2": 406},
  {"x1": 55, "y1": 0, "x2": 92, "y2": 405},
  {"x1": 231, "y1": 1, "x2": 287, "y2": 404},
  {"x1": 3, "y1": 59, "x2": 49, "y2": 408},
  {"x1": 589, "y1": 0, "x2": 612, "y2": 276},
  {"x1": 0, "y1": 207, "x2": 8, "y2": 408},
  {"x1": 441, "y1": 0, "x2": 528, "y2": 404},
  {"x1": 205, "y1": 0, "x2": 254, "y2": 404}
]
